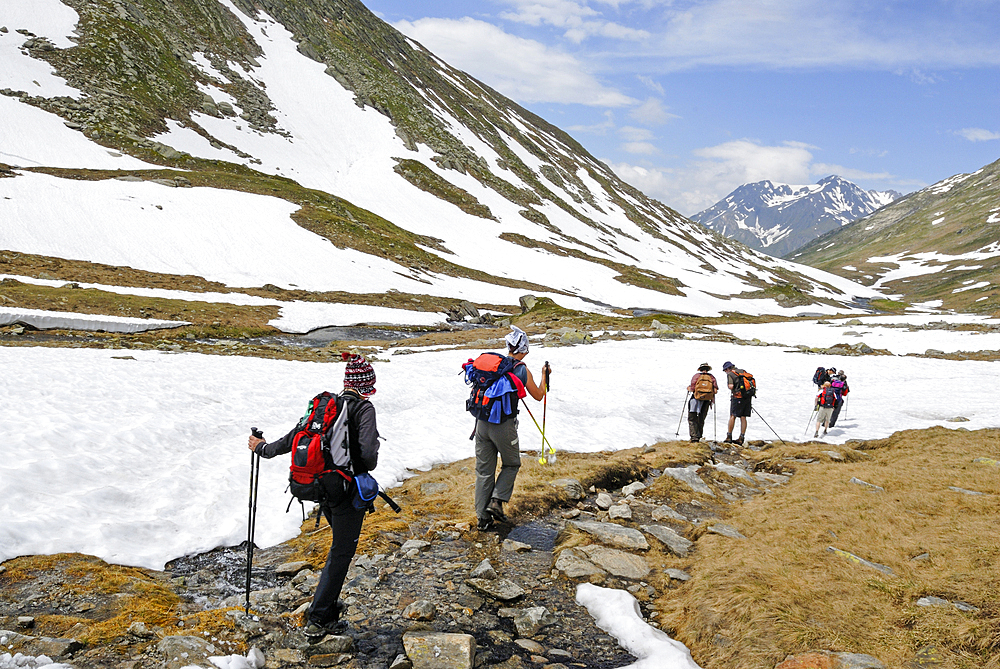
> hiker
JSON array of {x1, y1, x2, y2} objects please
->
[
  {"x1": 811, "y1": 366, "x2": 828, "y2": 389},
  {"x1": 814, "y1": 380, "x2": 837, "y2": 437},
  {"x1": 722, "y1": 361, "x2": 754, "y2": 445},
  {"x1": 829, "y1": 371, "x2": 850, "y2": 427},
  {"x1": 468, "y1": 326, "x2": 549, "y2": 531},
  {"x1": 247, "y1": 353, "x2": 380, "y2": 638},
  {"x1": 686, "y1": 362, "x2": 718, "y2": 442}
]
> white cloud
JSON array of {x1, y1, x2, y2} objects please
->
[
  {"x1": 628, "y1": 97, "x2": 679, "y2": 125},
  {"x1": 394, "y1": 18, "x2": 634, "y2": 107},
  {"x1": 956, "y1": 128, "x2": 1000, "y2": 142},
  {"x1": 568, "y1": 111, "x2": 617, "y2": 135},
  {"x1": 635, "y1": 74, "x2": 665, "y2": 95},
  {"x1": 608, "y1": 139, "x2": 902, "y2": 215},
  {"x1": 643, "y1": 0, "x2": 1000, "y2": 71},
  {"x1": 619, "y1": 125, "x2": 654, "y2": 141},
  {"x1": 622, "y1": 141, "x2": 660, "y2": 155},
  {"x1": 497, "y1": 0, "x2": 650, "y2": 43}
]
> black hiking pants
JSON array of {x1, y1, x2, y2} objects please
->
[
  {"x1": 829, "y1": 398, "x2": 844, "y2": 427},
  {"x1": 688, "y1": 398, "x2": 711, "y2": 440},
  {"x1": 310, "y1": 498, "x2": 367, "y2": 625}
]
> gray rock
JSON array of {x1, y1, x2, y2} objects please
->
[
  {"x1": 577, "y1": 545, "x2": 650, "y2": 579},
  {"x1": 916, "y1": 596, "x2": 950, "y2": 607},
  {"x1": 420, "y1": 481, "x2": 450, "y2": 496},
  {"x1": 822, "y1": 450, "x2": 845, "y2": 461},
  {"x1": 836, "y1": 652, "x2": 886, "y2": 669},
  {"x1": 511, "y1": 607, "x2": 557, "y2": 637},
  {"x1": 553, "y1": 548, "x2": 605, "y2": 578},
  {"x1": 827, "y1": 547, "x2": 894, "y2": 576},
  {"x1": 157, "y1": 635, "x2": 217, "y2": 669},
  {"x1": 403, "y1": 600, "x2": 437, "y2": 620},
  {"x1": 401, "y1": 539, "x2": 431, "y2": 552},
  {"x1": 651, "y1": 505, "x2": 688, "y2": 522},
  {"x1": 607, "y1": 503, "x2": 632, "y2": 520},
  {"x1": 390, "y1": 653, "x2": 414, "y2": 669},
  {"x1": 403, "y1": 632, "x2": 475, "y2": 669},
  {"x1": 754, "y1": 472, "x2": 791, "y2": 485},
  {"x1": 707, "y1": 523, "x2": 746, "y2": 539},
  {"x1": 470, "y1": 558, "x2": 497, "y2": 580},
  {"x1": 16, "y1": 617, "x2": 34, "y2": 629},
  {"x1": 128, "y1": 621, "x2": 155, "y2": 638},
  {"x1": 973, "y1": 457, "x2": 1000, "y2": 467},
  {"x1": 272, "y1": 649, "x2": 307, "y2": 665},
  {"x1": 641, "y1": 525, "x2": 693, "y2": 557},
  {"x1": 559, "y1": 330, "x2": 592, "y2": 345},
  {"x1": 948, "y1": 486, "x2": 986, "y2": 496},
  {"x1": 513, "y1": 639, "x2": 544, "y2": 653},
  {"x1": 276, "y1": 560, "x2": 311, "y2": 576},
  {"x1": 953, "y1": 601, "x2": 979, "y2": 613},
  {"x1": 567, "y1": 520, "x2": 649, "y2": 550},
  {"x1": 595, "y1": 493, "x2": 613, "y2": 510},
  {"x1": 849, "y1": 477, "x2": 884, "y2": 492},
  {"x1": 308, "y1": 635, "x2": 354, "y2": 655},
  {"x1": 661, "y1": 465, "x2": 715, "y2": 496},
  {"x1": 710, "y1": 462, "x2": 752, "y2": 480},
  {"x1": 550, "y1": 478, "x2": 584, "y2": 500},
  {"x1": 665, "y1": 568, "x2": 691, "y2": 581},
  {"x1": 519, "y1": 295, "x2": 537, "y2": 312},
  {"x1": 621, "y1": 481, "x2": 647, "y2": 496},
  {"x1": 465, "y1": 577, "x2": 526, "y2": 600}
]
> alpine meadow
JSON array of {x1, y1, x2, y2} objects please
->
[{"x1": 0, "y1": 1, "x2": 998, "y2": 669}]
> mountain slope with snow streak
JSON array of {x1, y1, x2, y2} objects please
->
[
  {"x1": 692, "y1": 176, "x2": 900, "y2": 259},
  {"x1": 1, "y1": 0, "x2": 880, "y2": 322}
]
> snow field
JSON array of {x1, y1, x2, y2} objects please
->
[{"x1": 1, "y1": 336, "x2": 997, "y2": 571}]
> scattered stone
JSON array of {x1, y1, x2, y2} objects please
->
[
  {"x1": 503, "y1": 539, "x2": 533, "y2": 553},
  {"x1": 607, "y1": 503, "x2": 632, "y2": 520},
  {"x1": 553, "y1": 548, "x2": 605, "y2": 578},
  {"x1": 549, "y1": 478, "x2": 584, "y2": 500},
  {"x1": 621, "y1": 481, "x2": 646, "y2": 496},
  {"x1": 403, "y1": 600, "x2": 437, "y2": 620},
  {"x1": 776, "y1": 651, "x2": 886, "y2": 669},
  {"x1": 272, "y1": 648, "x2": 307, "y2": 665},
  {"x1": 513, "y1": 639, "x2": 545, "y2": 654},
  {"x1": 595, "y1": 493, "x2": 613, "y2": 510},
  {"x1": 651, "y1": 505, "x2": 687, "y2": 522},
  {"x1": 16, "y1": 617, "x2": 34, "y2": 629},
  {"x1": 708, "y1": 523, "x2": 746, "y2": 539},
  {"x1": 916, "y1": 596, "x2": 949, "y2": 608},
  {"x1": 566, "y1": 520, "x2": 649, "y2": 551},
  {"x1": 945, "y1": 416, "x2": 969, "y2": 422},
  {"x1": 420, "y1": 481, "x2": 450, "y2": 496},
  {"x1": 848, "y1": 477, "x2": 884, "y2": 492},
  {"x1": 577, "y1": 545, "x2": 650, "y2": 579},
  {"x1": 402, "y1": 632, "x2": 475, "y2": 669},
  {"x1": 401, "y1": 539, "x2": 431, "y2": 552},
  {"x1": 822, "y1": 451, "x2": 845, "y2": 461},
  {"x1": 973, "y1": 457, "x2": 999, "y2": 467},
  {"x1": 665, "y1": 569, "x2": 691, "y2": 581},
  {"x1": 640, "y1": 525, "x2": 693, "y2": 558},
  {"x1": 661, "y1": 466, "x2": 715, "y2": 496},
  {"x1": 157, "y1": 635, "x2": 217, "y2": 669},
  {"x1": 276, "y1": 560, "x2": 312, "y2": 576},
  {"x1": 470, "y1": 558, "x2": 497, "y2": 580},
  {"x1": 827, "y1": 547, "x2": 894, "y2": 576},
  {"x1": 510, "y1": 607, "x2": 557, "y2": 637},
  {"x1": 127, "y1": 621, "x2": 154, "y2": 638},
  {"x1": 948, "y1": 486, "x2": 986, "y2": 496},
  {"x1": 465, "y1": 578, "x2": 526, "y2": 601},
  {"x1": 308, "y1": 635, "x2": 354, "y2": 655}
]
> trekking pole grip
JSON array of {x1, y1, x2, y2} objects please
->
[{"x1": 544, "y1": 361, "x2": 551, "y2": 390}]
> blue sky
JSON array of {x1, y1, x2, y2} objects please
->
[{"x1": 365, "y1": 0, "x2": 1000, "y2": 215}]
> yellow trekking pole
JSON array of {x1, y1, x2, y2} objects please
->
[{"x1": 520, "y1": 399, "x2": 555, "y2": 459}]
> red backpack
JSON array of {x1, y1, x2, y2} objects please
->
[{"x1": 287, "y1": 392, "x2": 353, "y2": 508}]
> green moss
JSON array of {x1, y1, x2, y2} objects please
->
[
  {"x1": 870, "y1": 298, "x2": 908, "y2": 312},
  {"x1": 393, "y1": 159, "x2": 495, "y2": 220}
]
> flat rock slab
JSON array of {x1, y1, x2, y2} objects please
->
[
  {"x1": 553, "y1": 548, "x2": 606, "y2": 578},
  {"x1": 651, "y1": 505, "x2": 688, "y2": 522},
  {"x1": 621, "y1": 481, "x2": 647, "y2": 496},
  {"x1": 973, "y1": 457, "x2": 999, "y2": 467},
  {"x1": 708, "y1": 523, "x2": 746, "y2": 540},
  {"x1": 275, "y1": 560, "x2": 311, "y2": 576},
  {"x1": 949, "y1": 486, "x2": 987, "y2": 496},
  {"x1": 711, "y1": 462, "x2": 752, "y2": 480},
  {"x1": 640, "y1": 525, "x2": 693, "y2": 557},
  {"x1": 567, "y1": 520, "x2": 649, "y2": 551},
  {"x1": 665, "y1": 568, "x2": 691, "y2": 581},
  {"x1": 848, "y1": 477, "x2": 884, "y2": 492},
  {"x1": 827, "y1": 547, "x2": 894, "y2": 576},
  {"x1": 465, "y1": 577, "x2": 526, "y2": 601},
  {"x1": 661, "y1": 466, "x2": 715, "y2": 496},
  {"x1": 577, "y1": 545, "x2": 650, "y2": 579},
  {"x1": 754, "y1": 472, "x2": 791, "y2": 485},
  {"x1": 403, "y1": 632, "x2": 475, "y2": 669},
  {"x1": 607, "y1": 504, "x2": 632, "y2": 520}
]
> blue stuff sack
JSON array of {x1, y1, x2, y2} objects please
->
[{"x1": 353, "y1": 472, "x2": 380, "y2": 511}]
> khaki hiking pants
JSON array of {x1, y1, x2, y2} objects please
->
[{"x1": 474, "y1": 418, "x2": 520, "y2": 522}]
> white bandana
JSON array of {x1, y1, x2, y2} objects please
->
[{"x1": 505, "y1": 325, "x2": 529, "y2": 354}]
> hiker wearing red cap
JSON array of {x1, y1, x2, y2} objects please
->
[{"x1": 248, "y1": 352, "x2": 380, "y2": 638}]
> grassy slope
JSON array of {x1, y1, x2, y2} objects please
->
[{"x1": 790, "y1": 159, "x2": 1000, "y2": 314}]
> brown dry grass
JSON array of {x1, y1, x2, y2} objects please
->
[{"x1": 658, "y1": 427, "x2": 1000, "y2": 668}]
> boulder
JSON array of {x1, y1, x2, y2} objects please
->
[
  {"x1": 519, "y1": 295, "x2": 537, "y2": 312},
  {"x1": 595, "y1": 493, "x2": 613, "y2": 510},
  {"x1": 640, "y1": 525, "x2": 693, "y2": 557},
  {"x1": 566, "y1": 520, "x2": 649, "y2": 550},
  {"x1": 621, "y1": 481, "x2": 647, "y2": 496},
  {"x1": 550, "y1": 478, "x2": 584, "y2": 500},
  {"x1": 661, "y1": 466, "x2": 715, "y2": 496},
  {"x1": 651, "y1": 505, "x2": 688, "y2": 523},
  {"x1": 577, "y1": 546, "x2": 650, "y2": 579},
  {"x1": 553, "y1": 548, "x2": 605, "y2": 578},
  {"x1": 607, "y1": 503, "x2": 632, "y2": 520},
  {"x1": 511, "y1": 607, "x2": 557, "y2": 637}
]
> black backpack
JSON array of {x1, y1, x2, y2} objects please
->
[{"x1": 812, "y1": 367, "x2": 825, "y2": 386}]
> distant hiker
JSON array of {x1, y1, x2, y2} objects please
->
[
  {"x1": 829, "y1": 371, "x2": 850, "y2": 427},
  {"x1": 722, "y1": 361, "x2": 755, "y2": 445},
  {"x1": 248, "y1": 352, "x2": 380, "y2": 638},
  {"x1": 814, "y1": 380, "x2": 837, "y2": 438},
  {"x1": 686, "y1": 362, "x2": 718, "y2": 442},
  {"x1": 812, "y1": 366, "x2": 829, "y2": 388},
  {"x1": 463, "y1": 326, "x2": 549, "y2": 530}
]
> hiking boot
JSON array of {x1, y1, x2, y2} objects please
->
[
  {"x1": 477, "y1": 517, "x2": 495, "y2": 531},
  {"x1": 814, "y1": 431, "x2": 819, "y2": 438},
  {"x1": 723, "y1": 434, "x2": 734, "y2": 444},
  {"x1": 486, "y1": 498, "x2": 509, "y2": 523},
  {"x1": 734, "y1": 435, "x2": 744, "y2": 445},
  {"x1": 690, "y1": 437, "x2": 700, "y2": 443},
  {"x1": 304, "y1": 619, "x2": 348, "y2": 639}
]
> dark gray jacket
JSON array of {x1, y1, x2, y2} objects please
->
[{"x1": 254, "y1": 389, "x2": 379, "y2": 473}]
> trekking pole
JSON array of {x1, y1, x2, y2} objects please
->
[
  {"x1": 751, "y1": 408, "x2": 786, "y2": 445},
  {"x1": 804, "y1": 408, "x2": 818, "y2": 436},
  {"x1": 713, "y1": 401, "x2": 717, "y2": 444},
  {"x1": 541, "y1": 362, "x2": 554, "y2": 463},
  {"x1": 675, "y1": 391, "x2": 691, "y2": 436},
  {"x1": 520, "y1": 399, "x2": 555, "y2": 454},
  {"x1": 245, "y1": 427, "x2": 263, "y2": 616}
]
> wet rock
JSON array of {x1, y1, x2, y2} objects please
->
[
  {"x1": 566, "y1": 520, "x2": 649, "y2": 551},
  {"x1": 402, "y1": 632, "x2": 475, "y2": 669},
  {"x1": 470, "y1": 558, "x2": 497, "y2": 580},
  {"x1": 509, "y1": 606, "x2": 557, "y2": 637},
  {"x1": 402, "y1": 600, "x2": 437, "y2": 620},
  {"x1": 640, "y1": 525, "x2": 693, "y2": 558},
  {"x1": 465, "y1": 577, "x2": 526, "y2": 601},
  {"x1": 158, "y1": 635, "x2": 217, "y2": 669}
]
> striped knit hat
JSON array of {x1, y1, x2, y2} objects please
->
[{"x1": 342, "y1": 352, "x2": 376, "y2": 396}]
